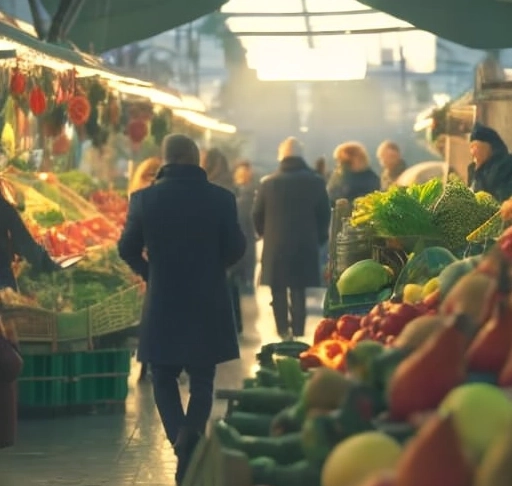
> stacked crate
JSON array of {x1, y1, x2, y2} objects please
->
[{"x1": 18, "y1": 349, "x2": 131, "y2": 412}]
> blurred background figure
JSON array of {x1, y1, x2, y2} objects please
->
[
  {"x1": 327, "y1": 141, "x2": 380, "y2": 206},
  {"x1": 313, "y1": 156, "x2": 329, "y2": 182},
  {"x1": 201, "y1": 148, "x2": 243, "y2": 334},
  {"x1": 377, "y1": 140, "x2": 407, "y2": 190},
  {"x1": 200, "y1": 148, "x2": 235, "y2": 191},
  {"x1": 127, "y1": 156, "x2": 163, "y2": 382},
  {"x1": 232, "y1": 160, "x2": 257, "y2": 294},
  {"x1": 128, "y1": 156, "x2": 163, "y2": 196},
  {"x1": 253, "y1": 137, "x2": 330, "y2": 339}
]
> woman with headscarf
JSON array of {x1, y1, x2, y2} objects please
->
[
  {"x1": 201, "y1": 148, "x2": 243, "y2": 334},
  {"x1": 468, "y1": 123, "x2": 512, "y2": 202}
]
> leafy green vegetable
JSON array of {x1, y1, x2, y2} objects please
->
[
  {"x1": 32, "y1": 209, "x2": 65, "y2": 228},
  {"x1": 17, "y1": 248, "x2": 136, "y2": 312},
  {"x1": 352, "y1": 187, "x2": 439, "y2": 238},
  {"x1": 58, "y1": 171, "x2": 99, "y2": 199}
]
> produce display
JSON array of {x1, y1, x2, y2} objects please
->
[
  {"x1": 0, "y1": 171, "x2": 124, "y2": 258},
  {"x1": 89, "y1": 189, "x2": 128, "y2": 229},
  {"x1": 350, "y1": 175, "x2": 500, "y2": 253},
  {"x1": 15, "y1": 247, "x2": 138, "y2": 312},
  {"x1": 212, "y1": 232, "x2": 512, "y2": 486},
  {"x1": 56, "y1": 171, "x2": 129, "y2": 229}
]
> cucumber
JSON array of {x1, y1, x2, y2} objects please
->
[
  {"x1": 232, "y1": 388, "x2": 299, "y2": 415},
  {"x1": 250, "y1": 458, "x2": 321, "y2": 486},
  {"x1": 275, "y1": 357, "x2": 306, "y2": 394},
  {"x1": 256, "y1": 368, "x2": 281, "y2": 388},
  {"x1": 270, "y1": 403, "x2": 305, "y2": 437},
  {"x1": 225, "y1": 412, "x2": 274, "y2": 436},
  {"x1": 215, "y1": 420, "x2": 304, "y2": 465}
]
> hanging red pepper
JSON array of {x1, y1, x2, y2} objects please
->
[
  {"x1": 29, "y1": 86, "x2": 47, "y2": 116},
  {"x1": 127, "y1": 119, "x2": 148, "y2": 144},
  {"x1": 10, "y1": 67, "x2": 26, "y2": 96},
  {"x1": 68, "y1": 95, "x2": 91, "y2": 126}
]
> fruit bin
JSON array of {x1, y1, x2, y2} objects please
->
[
  {"x1": 322, "y1": 282, "x2": 392, "y2": 319},
  {"x1": 4, "y1": 283, "x2": 144, "y2": 353}
]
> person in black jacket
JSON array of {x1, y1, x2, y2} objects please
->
[
  {"x1": 0, "y1": 183, "x2": 58, "y2": 290},
  {"x1": 326, "y1": 141, "x2": 380, "y2": 206},
  {"x1": 118, "y1": 134, "x2": 245, "y2": 485},
  {"x1": 253, "y1": 137, "x2": 331, "y2": 339},
  {"x1": 468, "y1": 123, "x2": 512, "y2": 202}
]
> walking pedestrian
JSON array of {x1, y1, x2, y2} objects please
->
[
  {"x1": 253, "y1": 137, "x2": 331, "y2": 339},
  {"x1": 232, "y1": 160, "x2": 257, "y2": 294},
  {"x1": 201, "y1": 148, "x2": 244, "y2": 333},
  {"x1": 118, "y1": 134, "x2": 245, "y2": 484}
]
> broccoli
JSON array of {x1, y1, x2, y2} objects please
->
[
  {"x1": 432, "y1": 175, "x2": 487, "y2": 251},
  {"x1": 474, "y1": 191, "x2": 500, "y2": 221}
]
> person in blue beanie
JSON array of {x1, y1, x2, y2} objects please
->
[{"x1": 468, "y1": 123, "x2": 512, "y2": 202}]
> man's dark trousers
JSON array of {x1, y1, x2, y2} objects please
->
[
  {"x1": 270, "y1": 287, "x2": 306, "y2": 337},
  {"x1": 151, "y1": 364, "x2": 216, "y2": 444}
]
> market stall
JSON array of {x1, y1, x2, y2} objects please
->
[
  {"x1": 189, "y1": 173, "x2": 512, "y2": 486},
  {"x1": 0, "y1": 14, "x2": 237, "y2": 414}
]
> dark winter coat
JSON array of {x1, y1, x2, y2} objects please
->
[
  {"x1": 0, "y1": 196, "x2": 58, "y2": 289},
  {"x1": 253, "y1": 156, "x2": 331, "y2": 289},
  {"x1": 468, "y1": 136, "x2": 512, "y2": 202},
  {"x1": 118, "y1": 163, "x2": 246, "y2": 366},
  {"x1": 0, "y1": 381, "x2": 16, "y2": 448},
  {"x1": 326, "y1": 167, "x2": 380, "y2": 206},
  {"x1": 232, "y1": 182, "x2": 257, "y2": 279}
]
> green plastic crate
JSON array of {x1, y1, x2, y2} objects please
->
[
  {"x1": 18, "y1": 378, "x2": 68, "y2": 407},
  {"x1": 67, "y1": 349, "x2": 132, "y2": 376},
  {"x1": 68, "y1": 374, "x2": 129, "y2": 405},
  {"x1": 57, "y1": 310, "x2": 90, "y2": 342},
  {"x1": 19, "y1": 353, "x2": 67, "y2": 379}
]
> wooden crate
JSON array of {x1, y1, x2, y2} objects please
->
[{"x1": 182, "y1": 428, "x2": 252, "y2": 486}]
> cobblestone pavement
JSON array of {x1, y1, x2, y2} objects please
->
[{"x1": 0, "y1": 287, "x2": 323, "y2": 486}]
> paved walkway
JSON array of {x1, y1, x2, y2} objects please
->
[{"x1": 0, "y1": 287, "x2": 323, "y2": 486}]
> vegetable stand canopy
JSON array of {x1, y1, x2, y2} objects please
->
[
  {"x1": 359, "y1": 0, "x2": 512, "y2": 49},
  {"x1": 40, "y1": 0, "x2": 229, "y2": 53}
]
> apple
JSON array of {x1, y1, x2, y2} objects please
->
[
  {"x1": 313, "y1": 318, "x2": 337, "y2": 344},
  {"x1": 385, "y1": 335, "x2": 395, "y2": 345},
  {"x1": 351, "y1": 328, "x2": 373, "y2": 344},
  {"x1": 379, "y1": 303, "x2": 423, "y2": 336},
  {"x1": 336, "y1": 314, "x2": 362, "y2": 340},
  {"x1": 375, "y1": 331, "x2": 387, "y2": 343}
]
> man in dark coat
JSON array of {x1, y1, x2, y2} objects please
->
[
  {"x1": 253, "y1": 137, "x2": 331, "y2": 338},
  {"x1": 118, "y1": 134, "x2": 246, "y2": 485},
  {"x1": 468, "y1": 123, "x2": 512, "y2": 202}
]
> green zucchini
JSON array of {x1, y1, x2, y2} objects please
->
[
  {"x1": 232, "y1": 388, "x2": 299, "y2": 415},
  {"x1": 250, "y1": 458, "x2": 321, "y2": 486},
  {"x1": 215, "y1": 420, "x2": 304, "y2": 465},
  {"x1": 225, "y1": 412, "x2": 274, "y2": 436}
]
